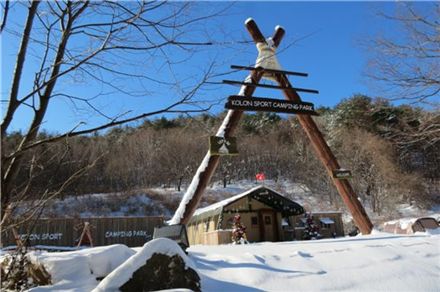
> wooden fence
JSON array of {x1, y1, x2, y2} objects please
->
[{"x1": 1, "y1": 216, "x2": 164, "y2": 248}]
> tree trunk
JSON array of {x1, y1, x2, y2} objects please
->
[
  {"x1": 2, "y1": 3, "x2": 76, "y2": 220},
  {"x1": 177, "y1": 177, "x2": 183, "y2": 192},
  {"x1": 1, "y1": 0, "x2": 40, "y2": 138}
]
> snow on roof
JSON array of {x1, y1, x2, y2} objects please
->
[
  {"x1": 312, "y1": 211, "x2": 343, "y2": 214},
  {"x1": 192, "y1": 185, "x2": 292, "y2": 219},
  {"x1": 193, "y1": 185, "x2": 266, "y2": 217},
  {"x1": 320, "y1": 217, "x2": 335, "y2": 224}
]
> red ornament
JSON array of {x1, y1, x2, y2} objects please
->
[{"x1": 256, "y1": 173, "x2": 265, "y2": 181}]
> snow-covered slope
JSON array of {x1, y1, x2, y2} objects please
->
[
  {"x1": 24, "y1": 232, "x2": 440, "y2": 291},
  {"x1": 23, "y1": 179, "x2": 438, "y2": 230},
  {"x1": 30, "y1": 180, "x2": 311, "y2": 219}
]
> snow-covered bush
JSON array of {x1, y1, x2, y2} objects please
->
[{"x1": 1, "y1": 248, "x2": 51, "y2": 291}]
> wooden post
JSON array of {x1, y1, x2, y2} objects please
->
[
  {"x1": 76, "y1": 221, "x2": 94, "y2": 248},
  {"x1": 274, "y1": 74, "x2": 373, "y2": 234},
  {"x1": 173, "y1": 20, "x2": 270, "y2": 225},
  {"x1": 244, "y1": 18, "x2": 372, "y2": 235},
  {"x1": 175, "y1": 70, "x2": 264, "y2": 225},
  {"x1": 12, "y1": 227, "x2": 23, "y2": 248}
]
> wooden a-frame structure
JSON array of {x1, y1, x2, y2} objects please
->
[{"x1": 171, "y1": 19, "x2": 373, "y2": 235}]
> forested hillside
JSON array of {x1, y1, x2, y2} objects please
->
[{"x1": 3, "y1": 95, "x2": 439, "y2": 216}]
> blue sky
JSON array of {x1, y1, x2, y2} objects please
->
[{"x1": 1, "y1": 1, "x2": 406, "y2": 134}]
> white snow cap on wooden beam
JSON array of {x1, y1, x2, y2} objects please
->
[
  {"x1": 168, "y1": 153, "x2": 211, "y2": 225},
  {"x1": 275, "y1": 25, "x2": 284, "y2": 31},
  {"x1": 245, "y1": 17, "x2": 254, "y2": 25}
]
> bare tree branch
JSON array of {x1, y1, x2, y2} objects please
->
[
  {"x1": 4, "y1": 68, "x2": 215, "y2": 161},
  {"x1": 1, "y1": 0, "x2": 234, "y2": 225},
  {"x1": 1, "y1": 152, "x2": 106, "y2": 233},
  {"x1": 365, "y1": 3, "x2": 440, "y2": 105},
  {"x1": 1, "y1": 0, "x2": 40, "y2": 137},
  {"x1": 0, "y1": 0, "x2": 9, "y2": 32}
]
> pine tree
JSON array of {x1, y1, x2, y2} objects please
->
[
  {"x1": 303, "y1": 212, "x2": 321, "y2": 240},
  {"x1": 231, "y1": 214, "x2": 248, "y2": 244}
]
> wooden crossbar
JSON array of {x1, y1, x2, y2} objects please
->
[
  {"x1": 223, "y1": 80, "x2": 319, "y2": 94},
  {"x1": 231, "y1": 65, "x2": 309, "y2": 77}
]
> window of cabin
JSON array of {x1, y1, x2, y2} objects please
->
[
  {"x1": 251, "y1": 216, "x2": 258, "y2": 226},
  {"x1": 319, "y1": 217, "x2": 334, "y2": 229},
  {"x1": 299, "y1": 218, "x2": 307, "y2": 227},
  {"x1": 320, "y1": 222, "x2": 331, "y2": 229}
]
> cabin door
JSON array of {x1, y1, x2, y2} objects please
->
[{"x1": 260, "y1": 210, "x2": 278, "y2": 242}]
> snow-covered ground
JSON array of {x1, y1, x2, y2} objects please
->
[
  {"x1": 17, "y1": 231, "x2": 440, "y2": 291},
  {"x1": 192, "y1": 232, "x2": 440, "y2": 292}
]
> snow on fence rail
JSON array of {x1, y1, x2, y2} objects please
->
[{"x1": 1, "y1": 216, "x2": 164, "y2": 248}]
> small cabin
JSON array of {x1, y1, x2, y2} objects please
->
[
  {"x1": 186, "y1": 186, "x2": 344, "y2": 245},
  {"x1": 383, "y1": 217, "x2": 439, "y2": 235},
  {"x1": 289, "y1": 211, "x2": 345, "y2": 240}
]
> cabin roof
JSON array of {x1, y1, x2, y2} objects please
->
[{"x1": 189, "y1": 185, "x2": 304, "y2": 223}]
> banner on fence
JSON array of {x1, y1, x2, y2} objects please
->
[{"x1": 1, "y1": 216, "x2": 164, "y2": 248}]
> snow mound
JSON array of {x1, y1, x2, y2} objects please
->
[
  {"x1": 384, "y1": 217, "x2": 418, "y2": 229},
  {"x1": 93, "y1": 238, "x2": 196, "y2": 292},
  {"x1": 28, "y1": 244, "x2": 134, "y2": 292}
]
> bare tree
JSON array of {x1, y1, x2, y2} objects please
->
[
  {"x1": 365, "y1": 1, "x2": 440, "y2": 155},
  {"x1": 366, "y1": 2, "x2": 440, "y2": 106},
  {"x1": 1, "y1": 0, "x2": 230, "y2": 224},
  {"x1": 336, "y1": 128, "x2": 426, "y2": 216}
]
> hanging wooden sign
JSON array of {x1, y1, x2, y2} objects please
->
[
  {"x1": 225, "y1": 96, "x2": 318, "y2": 115},
  {"x1": 209, "y1": 136, "x2": 238, "y2": 156},
  {"x1": 332, "y1": 169, "x2": 352, "y2": 179}
]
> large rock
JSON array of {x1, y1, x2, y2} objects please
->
[
  {"x1": 119, "y1": 253, "x2": 200, "y2": 292},
  {"x1": 93, "y1": 238, "x2": 200, "y2": 292}
]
